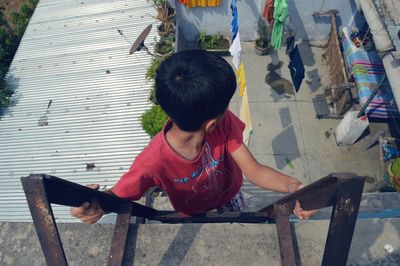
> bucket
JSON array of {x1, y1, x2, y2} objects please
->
[{"x1": 335, "y1": 111, "x2": 369, "y2": 146}]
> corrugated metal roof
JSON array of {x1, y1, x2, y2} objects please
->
[{"x1": 0, "y1": 0, "x2": 158, "y2": 222}]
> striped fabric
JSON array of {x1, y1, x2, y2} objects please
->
[{"x1": 340, "y1": 27, "x2": 399, "y2": 119}]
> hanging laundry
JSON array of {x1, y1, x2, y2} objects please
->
[
  {"x1": 240, "y1": 88, "x2": 253, "y2": 146},
  {"x1": 288, "y1": 45, "x2": 305, "y2": 92},
  {"x1": 271, "y1": 0, "x2": 288, "y2": 50},
  {"x1": 229, "y1": 32, "x2": 241, "y2": 70},
  {"x1": 237, "y1": 63, "x2": 246, "y2": 96},
  {"x1": 262, "y1": 0, "x2": 274, "y2": 25},
  {"x1": 285, "y1": 34, "x2": 295, "y2": 55},
  {"x1": 231, "y1": 4, "x2": 239, "y2": 39},
  {"x1": 229, "y1": 0, "x2": 253, "y2": 145},
  {"x1": 179, "y1": 0, "x2": 221, "y2": 8}
]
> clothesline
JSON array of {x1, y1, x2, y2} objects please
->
[{"x1": 229, "y1": 0, "x2": 253, "y2": 145}]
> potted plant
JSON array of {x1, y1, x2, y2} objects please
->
[
  {"x1": 255, "y1": 18, "x2": 271, "y2": 55},
  {"x1": 197, "y1": 32, "x2": 230, "y2": 55},
  {"x1": 154, "y1": 34, "x2": 174, "y2": 57},
  {"x1": 151, "y1": 0, "x2": 176, "y2": 37}
]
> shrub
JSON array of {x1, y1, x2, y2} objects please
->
[
  {"x1": 146, "y1": 57, "x2": 163, "y2": 80},
  {"x1": 141, "y1": 105, "x2": 168, "y2": 137},
  {"x1": 155, "y1": 34, "x2": 174, "y2": 56},
  {"x1": 146, "y1": 57, "x2": 163, "y2": 105},
  {"x1": 198, "y1": 32, "x2": 229, "y2": 50},
  {"x1": 149, "y1": 83, "x2": 157, "y2": 105},
  {"x1": 0, "y1": 0, "x2": 39, "y2": 111},
  {"x1": 0, "y1": 83, "x2": 12, "y2": 108}
]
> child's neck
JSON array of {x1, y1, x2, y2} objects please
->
[{"x1": 165, "y1": 122, "x2": 206, "y2": 161}]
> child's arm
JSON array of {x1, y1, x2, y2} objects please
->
[
  {"x1": 231, "y1": 144, "x2": 316, "y2": 219},
  {"x1": 231, "y1": 144, "x2": 300, "y2": 192}
]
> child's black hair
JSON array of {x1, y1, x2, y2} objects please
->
[{"x1": 155, "y1": 50, "x2": 236, "y2": 131}]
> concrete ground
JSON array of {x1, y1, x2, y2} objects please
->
[
  {"x1": 150, "y1": 41, "x2": 397, "y2": 212},
  {"x1": 230, "y1": 42, "x2": 396, "y2": 196}
]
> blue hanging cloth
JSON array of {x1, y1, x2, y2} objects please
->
[
  {"x1": 230, "y1": 0, "x2": 238, "y2": 40},
  {"x1": 288, "y1": 45, "x2": 305, "y2": 92}
]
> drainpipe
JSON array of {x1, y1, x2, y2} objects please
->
[{"x1": 358, "y1": 0, "x2": 400, "y2": 109}]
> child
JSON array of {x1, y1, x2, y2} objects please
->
[{"x1": 71, "y1": 50, "x2": 315, "y2": 224}]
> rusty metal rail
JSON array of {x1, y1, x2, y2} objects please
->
[{"x1": 21, "y1": 173, "x2": 364, "y2": 266}]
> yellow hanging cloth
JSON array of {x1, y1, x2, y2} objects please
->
[
  {"x1": 236, "y1": 63, "x2": 246, "y2": 97},
  {"x1": 187, "y1": 0, "x2": 221, "y2": 8},
  {"x1": 239, "y1": 87, "x2": 253, "y2": 146}
]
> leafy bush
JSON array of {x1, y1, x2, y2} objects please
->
[
  {"x1": 155, "y1": 34, "x2": 174, "y2": 56},
  {"x1": 198, "y1": 32, "x2": 229, "y2": 49},
  {"x1": 0, "y1": 83, "x2": 12, "y2": 108},
  {"x1": 141, "y1": 105, "x2": 168, "y2": 137},
  {"x1": 155, "y1": 41, "x2": 172, "y2": 55},
  {"x1": 149, "y1": 83, "x2": 157, "y2": 105},
  {"x1": 0, "y1": 0, "x2": 39, "y2": 110},
  {"x1": 146, "y1": 57, "x2": 164, "y2": 105},
  {"x1": 146, "y1": 57, "x2": 163, "y2": 80}
]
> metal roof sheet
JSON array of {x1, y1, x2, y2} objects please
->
[{"x1": 0, "y1": 0, "x2": 157, "y2": 222}]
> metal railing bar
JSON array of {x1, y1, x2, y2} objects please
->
[
  {"x1": 258, "y1": 173, "x2": 360, "y2": 214},
  {"x1": 148, "y1": 211, "x2": 273, "y2": 224},
  {"x1": 26, "y1": 174, "x2": 160, "y2": 218},
  {"x1": 107, "y1": 204, "x2": 133, "y2": 266},
  {"x1": 321, "y1": 176, "x2": 365, "y2": 266},
  {"x1": 21, "y1": 176, "x2": 68, "y2": 266},
  {"x1": 274, "y1": 202, "x2": 297, "y2": 266}
]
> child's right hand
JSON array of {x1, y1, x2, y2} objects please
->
[{"x1": 70, "y1": 184, "x2": 105, "y2": 224}]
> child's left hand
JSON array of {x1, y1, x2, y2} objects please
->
[{"x1": 289, "y1": 183, "x2": 318, "y2": 220}]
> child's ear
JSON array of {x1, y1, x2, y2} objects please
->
[{"x1": 205, "y1": 119, "x2": 217, "y2": 133}]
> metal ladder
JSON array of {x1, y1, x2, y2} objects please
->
[{"x1": 21, "y1": 173, "x2": 364, "y2": 266}]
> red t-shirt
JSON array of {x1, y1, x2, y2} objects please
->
[{"x1": 113, "y1": 110, "x2": 245, "y2": 215}]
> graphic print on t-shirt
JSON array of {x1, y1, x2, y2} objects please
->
[{"x1": 183, "y1": 142, "x2": 233, "y2": 206}]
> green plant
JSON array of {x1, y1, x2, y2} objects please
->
[
  {"x1": 256, "y1": 18, "x2": 271, "y2": 43},
  {"x1": 155, "y1": 34, "x2": 174, "y2": 55},
  {"x1": 151, "y1": 0, "x2": 175, "y2": 24},
  {"x1": 255, "y1": 38, "x2": 270, "y2": 48},
  {"x1": 198, "y1": 32, "x2": 229, "y2": 50},
  {"x1": 151, "y1": 0, "x2": 175, "y2": 38},
  {"x1": 141, "y1": 105, "x2": 168, "y2": 137},
  {"x1": 0, "y1": 0, "x2": 39, "y2": 111},
  {"x1": 146, "y1": 57, "x2": 163, "y2": 80},
  {"x1": 156, "y1": 41, "x2": 172, "y2": 55},
  {"x1": 149, "y1": 84, "x2": 157, "y2": 104},
  {"x1": 145, "y1": 57, "x2": 163, "y2": 105},
  {"x1": 0, "y1": 82, "x2": 12, "y2": 108}
]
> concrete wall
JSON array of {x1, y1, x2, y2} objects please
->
[
  {"x1": 2, "y1": 219, "x2": 400, "y2": 265},
  {"x1": 173, "y1": 0, "x2": 366, "y2": 42},
  {"x1": 290, "y1": 0, "x2": 366, "y2": 42},
  {"x1": 174, "y1": 0, "x2": 262, "y2": 42}
]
